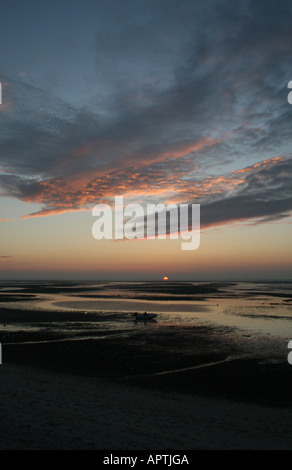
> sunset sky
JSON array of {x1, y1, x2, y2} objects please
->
[{"x1": 0, "y1": 0, "x2": 291, "y2": 280}]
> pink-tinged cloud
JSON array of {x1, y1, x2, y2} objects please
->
[
  {"x1": 234, "y1": 156, "x2": 284, "y2": 174},
  {"x1": 9, "y1": 154, "x2": 290, "y2": 231},
  {"x1": 5, "y1": 135, "x2": 220, "y2": 218}
]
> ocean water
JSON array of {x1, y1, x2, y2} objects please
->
[{"x1": 0, "y1": 280, "x2": 291, "y2": 365}]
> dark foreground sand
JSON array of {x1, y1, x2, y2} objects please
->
[
  {"x1": 1, "y1": 362, "x2": 292, "y2": 450},
  {"x1": 0, "y1": 307, "x2": 292, "y2": 450}
]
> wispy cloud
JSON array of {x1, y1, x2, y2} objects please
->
[
  {"x1": 199, "y1": 157, "x2": 292, "y2": 228},
  {"x1": 0, "y1": 0, "x2": 291, "y2": 230}
]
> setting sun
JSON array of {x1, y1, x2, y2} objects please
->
[{"x1": 163, "y1": 276, "x2": 169, "y2": 281}]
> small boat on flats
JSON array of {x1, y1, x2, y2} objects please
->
[{"x1": 133, "y1": 312, "x2": 158, "y2": 320}]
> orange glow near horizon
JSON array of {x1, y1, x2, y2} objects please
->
[
  {"x1": 1, "y1": 214, "x2": 291, "y2": 280},
  {"x1": 0, "y1": 154, "x2": 291, "y2": 280}
]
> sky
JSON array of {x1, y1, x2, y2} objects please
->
[{"x1": 0, "y1": 0, "x2": 291, "y2": 281}]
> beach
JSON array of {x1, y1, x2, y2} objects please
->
[
  {"x1": 1, "y1": 0, "x2": 292, "y2": 452},
  {"x1": 0, "y1": 281, "x2": 292, "y2": 450},
  {"x1": 1, "y1": 362, "x2": 292, "y2": 450}
]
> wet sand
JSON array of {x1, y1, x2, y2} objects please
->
[
  {"x1": 1, "y1": 307, "x2": 291, "y2": 407},
  {"x1": 0, "y1": 303, "x2": 292, "y2": 449},
  {"x1": 1, "y1": 362, "x2": 292, "y2": 450}
]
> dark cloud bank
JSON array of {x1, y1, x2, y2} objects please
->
[{"x1": 0, "y1": 0, "x2": 291, "y2": 228}]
